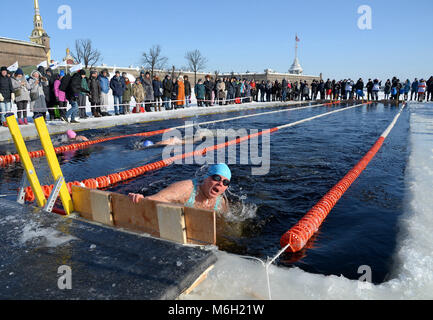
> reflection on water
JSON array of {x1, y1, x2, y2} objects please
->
[{"x1": 0, "y1": 103, "x2": 410, "y2": 283}]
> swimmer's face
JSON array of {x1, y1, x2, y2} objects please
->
[{"x1": 201, "y1": 175, "x2": 229, "y2": 199}]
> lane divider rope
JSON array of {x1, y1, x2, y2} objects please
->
[
  {"x1": 279, "y1": 103, "x2": 407, "y2": 253},
  {"x1": 22, "y1": 102, "x2": 367, "y2": 203},
  {"x1": 1, "y1": 101, "x2": 340, "y2": 166}
]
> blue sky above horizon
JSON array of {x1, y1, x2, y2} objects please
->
[{"x1": 1, "y1": 0, "x2": 432, "y2": 81}]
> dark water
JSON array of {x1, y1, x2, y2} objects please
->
[{"x1": 0, "y1": 102, "x2": 409, "y2": 284}]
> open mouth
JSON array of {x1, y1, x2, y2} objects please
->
[{"x1": 211, "y1": 186, "x2": 220, "y2": 195}]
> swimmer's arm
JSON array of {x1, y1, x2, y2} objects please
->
[{"x1": 145, "y1": 180, "x2": 192, "y2": 204}]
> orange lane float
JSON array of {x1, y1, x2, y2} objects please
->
[
  {"x1": 2, "y1": 101, "x2": 343, "y2": 167},
  {"x1": 21, "y1": 102, "x2": 368, "y2": 204},
  {"x1": 279, "y1": 103, "x2": 406, "y2": 253}
]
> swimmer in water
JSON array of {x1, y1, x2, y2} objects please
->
[
  {"x1": 145, "y1": 130, "x2": 214, "y2": 147},
  {"x1": 129, "y1": 163, "x2": 231, "y2": 214},
  {"x1": 66, "y1": 129, "x2": 89, "y2": 142}
]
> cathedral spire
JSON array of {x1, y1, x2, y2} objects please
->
[
  {"x1": 30, "y1": 0, "x2": 46, "y2": 44},
  {"x1": 30, "y1": 0, "x2": 51, "y2": 63}
]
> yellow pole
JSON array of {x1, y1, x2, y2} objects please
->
[
  {"x1": 33, "y1": 115, "x2": 74, "y2": 215},
  {"x1": 6, "y1": 113, "x2": 46, "y2": 207}
]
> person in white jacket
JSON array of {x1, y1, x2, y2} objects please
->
[{"x1": 11, "y1": 68, "x2": 31, "y2": 125}]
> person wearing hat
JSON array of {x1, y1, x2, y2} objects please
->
[
  {"x1": 88, "y1": 70, "x2": 102, "y2": 117},
  {"x1": 64, "y1": 70, "x2": 84, "y2": 123},
  {"x1": 129, "y1": 163, "x2": 231, "y2": 213},
  {"x1": 28, "y1": 70, "x2": 49, "y2": 121},
  {"x1": 54, "y1": 70, "x2": 68, "y2": 122},
  {"x1": 78, "y1": 69, "x2": 90, "y2": 119},
  {"x1": 0, "y1": 66, "x2": 14, "y2": 126},
  {"x1": 141, "y1": 71, "x2": 154, "y2": 112},
  {"x1": 65, "y1": 129, "x2": 88, "y2": 142},
  {"x1": 110, "y1": 71, "x2": 125, "y2": 115},
  {"x1": 11, "y1": 68, "x2": 31, "y2": 125},
  {"x1": 98, "y1": 69, "x2": 110, "y2": 116}
]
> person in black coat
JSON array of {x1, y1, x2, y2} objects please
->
[
  {"x1": 0, "y1": 66, "x2": 13, "y2": 126},
  {"x1": 162, "y1": 75, "x2": 173, "y2": 110},
  {"x1": 203, "y1": 75, "x2": 213, "y2": 107},
  {"x1": 366, "y1": 79, "x2": 374, "y2": 101},
  {"x1": 184, "y1": 75, "x2": 191, "y2": 107},
  {"x1": 88, "y1": 70, "x2": 102, "y2": 117},
  {"x1": 65, "y1": 72, "x2": 84, "y2": 123}
]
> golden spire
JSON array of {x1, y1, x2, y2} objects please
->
[{"x1": 30, "y1": 0, "x2": 46, "y2": 44}]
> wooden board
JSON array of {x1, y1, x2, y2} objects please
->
[
  {"x1": 71, "y1": 186, "x2": 92, "y2": 220},
  {"x1": 90, "y1": 189, "x2": 113, "y2": 226},
  {"x1": 110, "y1": 193, "x2": 160, "y2": 237},
  {"x1": 184, "y1": 206, "x2": 216, "y2": 245},
  {"x1": 72, "y1": 186, "x2": 113, "y2": 225},
  {"x1": 157, "y1": 203, "x2": 187, "y2": 244},
  {"x1": 72, "y1": 187, "x2": 216, "y2": 246}
]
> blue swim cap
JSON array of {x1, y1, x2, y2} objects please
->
[
  {"x1": 207, "y1": 163, "x2": 231, "y2": 181},
  {"x1": 143, "y1": 140, "x2": 154, "y2": 147}
]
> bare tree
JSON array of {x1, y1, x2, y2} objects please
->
[
  {"x1": 185, "y1": 49, "x2": 207, "y2": 85},
  {"x1": 142, "y1": 45, "x2": 168, "y2": 78},
  {"x1": 71, "y1": 39, "x2": 102, "y2": 69}
]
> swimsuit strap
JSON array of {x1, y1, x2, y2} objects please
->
[
  {"x1": 185, "y1": 178, "x2": 223, "y2": 212},
  {"x1": 185, "y1": 179, "x2": 197, "y2": 208}
]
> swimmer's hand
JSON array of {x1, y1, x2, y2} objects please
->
[{"x1": 128, "y1": 193, "x2": 144, "y2": 204}]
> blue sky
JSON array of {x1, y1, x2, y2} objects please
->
[{"x1": 1, "y1": 0, "x2": 432, "y2": 81}]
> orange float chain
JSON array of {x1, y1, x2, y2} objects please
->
[
  {"x1": 279, "y1": 136, "x2": 385, "y2": 252},
  {"x1": 0, "y1": 128, "x2": 173, "y2": 167},
  {"x1": 22, "y1": 128, "x2": 276, "y2": 203},
  {"x1": 1, "y1": 101, "x2": 343, "y2": 167}
]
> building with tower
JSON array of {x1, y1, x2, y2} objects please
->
[{"x1": 0, "y1": 0, "x2": 51, "y2": 67}]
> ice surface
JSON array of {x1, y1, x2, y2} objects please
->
[{"x1": 182, "y1": 102, "x2": 433, "y2": 300}]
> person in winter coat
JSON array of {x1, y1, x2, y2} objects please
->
[
  {"x1": 403, "y1": 79, "x2": 411, "y2": 101},
  {"x1": 132, "y1": 78, "x2": 146, "y2": 113},
  {"x1": 372, "y1": 79, "x2": 380, "y2": 101},
  {"x1": 110, "y1": 71, "x2": 126, "y2": 115},
  {"x1": 184, "y1": 75, "x2": 191, "y2": 107},
  {"x1": 152, "y1": 76, "x2": 162, "y2": 111},
  {"x1": 45, "y1": 68, "x2": 58, "y2": 120},
  {"x1": 141, "y1": 72, "x2": 154, "y2": 112},
  {"x1": 88, "y1": 70, "x2": 102, "y2": 117},
  {"x1": 216, "y1": 79, "x2": 226, "y2": 105},
  {"x1": 384, "y1": 80, "x2": 391, "y2": 100},
  {"x1": 162, "y1": 75, "x2": 173, "y2": 110},
  {"x1": 411, "y1": 78, "x2": 418, "y2": 101},
  {"x1": 226, "y1": 78, "x2": 235, "y2": 104},
  {"x1": 333, "y1": 81, "x2": 340, "y2": 101},
  {"x1": 324, "y1": 79, "x2": 332, "y2": 100},
  {"x1": 194, "y1": 79, "x2": 205, "y2": 107},
  {"x1": 418, "y1": 79, "x2": 427, "y2": 102},
  {"x1": 174, "y1": 76, "x2": 185, "y2": 109},
  {"x1": 366, "y1": 79, "x2": 374, "y2": 101},
  {"x1": 98, "y1": 69, "x2": 110, "y2": 116},
  {"x1": 203, "y1": 75, "x2": 213, "y2": 107},
  {"x1": 265, "y1": 80, "x2": 272, "y2": 102},
  {"x1": 65, "y1": 71, "x2": 85, "y2": 123},
  {"x1": 11, "y1": 68, "x2": 31, "y2": 125},
  {"x1": 0, "y1": 66, "x2": 14, "y2": 126},
  {"x1": 122, "y1": 77, "x2": 133, "y2": 114},
  {"x1": 345, "y1": 80, "x2": 353, "y2": 100},
  {"x1": 28, "y1": 70, "x2": 49, "y2": 120},
  {"x1": 36, "y1": 66, "x2": 52, "y2": 117},
  {"x1": 78, "y1": 70, "x2": 90, "y2": 118},
  {"x1": 427, "y1": 76, "x2": 433, "y2": 102},
  {"x1": 54, "y1": 70, "x2": 68, "y2": 121}
]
